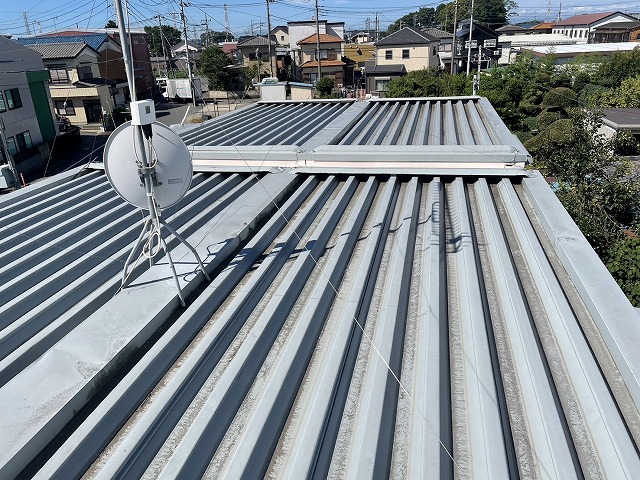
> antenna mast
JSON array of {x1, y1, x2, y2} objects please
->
[
  {"x1": 224, "y1": 4, "x2": 231, "y2": 41},
  {"x1": 111, "y1": 0, "x2": 209, "y2": 305},
  {"x1": 179, "y1": 0, "x2": 197, "y2": 107},
  {"x1": 23, "y1": 13, "x2": 31, "y2": 35}
]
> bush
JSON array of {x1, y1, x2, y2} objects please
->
[
  {"x1": 315, "y1": 77, "x2": 335, "y2": 97},
  {"x1": 606, "y1": 236, "x2": 640, "y2": 307},
  {"x1": 613, "y1": 131, "x2": 640, "y2": 155},
  {"x1": 542, "y1": 87, "x2": 577, "y2": 108},
  {"x1": 578, "y1": 83, "x2": 609, "y2": 107},
  {"x1": 536, "y1": 109, "x2": 564, "y2": 130}
]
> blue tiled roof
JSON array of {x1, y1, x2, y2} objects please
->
[{"x1": 16, "y1": 33, "x2": 109, "y2": 51}]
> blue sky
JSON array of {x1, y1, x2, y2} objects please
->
[{"x1": 3, "y1": 0, "x2": 640, "y2": 39}]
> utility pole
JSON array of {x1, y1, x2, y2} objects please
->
[
  {"x1": 224, "y1": 4, "x2": 231, "y2": 41},
  {"x1": 156, "y1": 15, "x2": 170, "y2": 76},
  {"x1": 203, "y1": 15, "x2": 209, "y2": 47},
  {"x1": 466, "y1": 0, "x2": 475, "y2": 76},
  {"x1": 375, "y1": 13, "x2": 379, "y2": 42},
  {"x1": 450, "y1": 0, "x2": 458, "y2": 75},
  {"x1": 23, "y1": 13, "x2": 30, "y2": 35},
  {"x1": 266, "y1": 0, "x2": 274, "y2": 77},
  {"x1": 0, "y1": 118, "x2": 20, "y2": 189},
  {"x1": 179, "y1": 0, "x2": 196, "y2": 106},
  {"x1": 315, "y1": 0, "x2": 321, "y2": 82}
]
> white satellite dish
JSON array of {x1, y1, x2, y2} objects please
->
[{"x1": 104, "y1": 121, "x2": 192, "y2": 210}]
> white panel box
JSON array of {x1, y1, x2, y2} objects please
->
[{"x1": 130, "y1": 100, "x2": 156, "y2": 125}]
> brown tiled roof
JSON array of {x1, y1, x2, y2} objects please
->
[
  {"x1": 531, "y1": 22, "x2": 555, "y2": 30},
  {"x1": 299, "y1": 59, "x2": 345, "y2": 67},
  {"x1": 555, "y1": 12, "x2": 616, "y2": 26},
  {"x1": 298, "y1": 33, "x2": 344, "y2": 45}
]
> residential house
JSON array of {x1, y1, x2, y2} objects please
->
[
  {"x1": 422, "y1": 27, "x2": 453, "y2": 40},
  {"x1": 440, "y1": 20, "x2": 500, "y2": 74},
  {"x1": 344, "y1": 43, "x2": 375, "y2": 87},
  {"x1": 552, "y1": 11, "x2": 638, "y2": 43},
  {"x1": 25, "y1": 42, "x2": 116, "y2": 124},
  {"x1": 287, "y1": 20, "x2": 345, "y2": 78},
  {"x1": 367, "y1": 27, "x2": 439, "y2": 94},
  {"x1": 237, "y1": 36, "x2": 279, "y2": 80},
  {"x1": 497, "y1": 33, "x2": 577, "y2": 64},
  {"x1": 591, "y1": 21, "x2": 640, "y2": 43},
  {"x1": 0, "y1": 36, "x2": 58, "y2": 173},
  {"x1": 530, "y1": 22, "x2": 555, "y2": 34},
  {"x1": 271, "y1": 26, "x2": 289, "y2": 47},
  {"x1": 297, "y1": 33, "x2": 352, "y2": 86},
  {"x1": 374, "y1": 27, "x2": 439, "y2": 71},
  {"x1": 172, "y1": 39, "x2": 202, "y2": 70},
  {"x1": 349, "y1": 31, "x2": 373, "y2": 44},
  {"x1": 599, "y1": 108, "x2": 640, "y2": 141},
  {"x1": 523, "y1": 41, "x2": 638, "y2": 64},
  {"x1": 19, "y1": 29, "x2": 153, "y2": 98},
  {"x1": 495, "y1": 24, "x2": 528, "y2": 36}
]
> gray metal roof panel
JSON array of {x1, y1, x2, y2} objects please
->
[
  {"x1": 1, "y1": 96, "x2": 639, "y2": 478},
  {"x1": 0, "y1": 169, "x2": 639, "y2": 478},
  {"x1": 26, "y1": 41, "x2": 93, "y2": 59}
]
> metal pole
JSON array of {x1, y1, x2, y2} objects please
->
[
  {"x1": 156, "y1": 15, "x2": 169, "y2": 76},
  {"x1": 180, "y1": 0, "x2": 197, "y2": 107},
  {"x1": 450, "y1": 0, "x2": 458, "y2": 75},
  {"x1": 466, "y1": 0, "x2": 475, "y2": 76},
  {"x1": 266, "y1": 0, "x2": 274, "y2": 77},
  {"x1": 315, "y1": 0, "x2": 321, "y2": 82},
  {"x1": 0, "y1": 118, "x2": 20, "y2": 189}
]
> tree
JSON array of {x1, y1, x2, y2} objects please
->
[
  {"x1": 594, "y1": 46, "x2": 640, "y2": 87},
  {"x1": 144, "y1": 25, "x2": 182, "y2": 57},
  {"x1": 315, "y1": 77, "x2": 335, "y2": 98},
  {"x1": 598, "y1": 76, "x2": 640, "y2": 108},
  {"x1": 199, "y1": 46, "x2": 232, "y2": 90},
  {"x1": 105, "y1": 20, "x2": 117, "y2": 28},
  {"x1": 387, "y1": 7, "x2": 437, "y2": 35},
  {"x1": 435, "y1": 0, "x2": 517, "y2": 31}
]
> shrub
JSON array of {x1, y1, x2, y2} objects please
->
[
  {"x1": 542, "y1": 87, "x2": 577, "y2": 108},
  {"x1": 613, "y1": 131, "x2": 640, "y2": 155},
  {"x1": 315, "y1": 77, "x2": 335, "y2": 98}
]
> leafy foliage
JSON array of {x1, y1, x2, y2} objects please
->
[
  {"x1": 144, "y1": 25, "x2": 182, "y2": 57},
  {"x1": 385, "y1": 68, "x2": 471, "y2": 98},
  {"x1": 105, "y1": 20, "x2": 117, "y2": 28},
  {"x1": 315, "y1": 77, "x2": 335, "y2": 98},
  {"x1": 606, "y1": 237, "x2": 640, "y2": 307},
  {"x1": 598, "y1": 76, "x2": 640, "y2": 108},
  {"x1": 387, "y1": 7, "x2": 437, "y2": 35},
  {"x1": 435, "y1": 0, "x2": 517, "y2": 31},
  {"x1": 594, "y1": 47, "x2": 640, "y2": 87},
  {"x1": 199, "y1": 46, "x2": 232, "y2": 90}
]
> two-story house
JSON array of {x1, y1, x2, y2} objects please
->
[
  {"x1": 25, "y1": 42, "x2": 116, "y2": 124},
  {"x1": 0, "y1": 36, "x2": 58, "y2": 174},
  {"x1": 366, "y1": 27, "x2": 439, "y2": 94},
  {"x1": 552, "y1": 11, "x2": 639, "y2": 43},
  {"x1": 297, "y1": 33, "x2": 353, "y2": 86},
  {"x1": 237, "y1": 36, "x2": 279, "y2": 81},
  {"x1": 20, "y1": 29, "x2": 153, "y2": 98},
  {"x1": 288, "y1": 20, "x2": 345, "y2": 79},
  {"x1": 441, "y1": 20, "x2": 500, "y2": 74}
]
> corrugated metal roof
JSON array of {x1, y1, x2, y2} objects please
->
[
  {"x1": 25, "y1": 42, "x2": 91, "y2": 59},
  {"x1": 179, "y1": 101, "x2": 355, "y2": 147},
  {"x1": 16, "y1": 33, "x2": 110, "y2": 52},
  {"x1": 1, "y1": 97, "x2": 639, "y2": 479}
]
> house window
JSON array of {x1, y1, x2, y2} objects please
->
[
  {"x1": 0, "y1": 92, "x2": 5, "y2": 113},
  {"x1": 16, "y1": 131, "x2": 32, "y2": 151},
  {"x1": 402, "y1": 49, "x2": 410, "y2": 59},
  {"x1": 6, "y1": 136, "x2": 17, "y2": 155},
  {"x1": 280, "y1": 35, "x2": 284, "y2": 41},
  {"x1": 48, "y1": 65, "x2": 69, "y2": 83},
  {"x1": 375, "y1": 79, "x2": 390, "y2": 91},
  {"x1": 321, "y1": 50, "x2": 328, "y2": 60},
  {"x1": 77, "y1": 64, "x2": 93, "y2": 80},
  {"x1": 385, "y1": 50, "x2": 392, "y2": 60},
  {"x1": 4, "y1": 88, "x2": 22, "y2": 110},
  {"x1": 55, "y1": 100, "x2": 76, "y2": 115}
]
